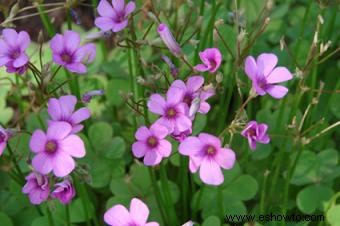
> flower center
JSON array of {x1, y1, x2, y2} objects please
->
[
  {"x1": 183, "y1": 93, "x2": 193, "y2": 106},
  {"x1": 11, "y1": 50, "x2": 21, "y2": 59},
  {"x1": 247, "y1": 128, "x2": 256, "y2": 137},
  {"x1": 61, "y1": 53, "x2": 72, "y2": 64},
  {"x1": 165, "y1": 107, "x2": 177, "y2": 118},
  {"x1": 45, "y1": 140, "x2": 58, "y2": 153},
  {"x1": 205, "y1": 145, "x2": 216, "y2": 156},
  {"x1": 147, "y1": 136, "x2": 158, "y2": 148},
  {"x1": 0, "y1": 131, "x2": 6, "y2": 143},
  {"x1": 257, "y1": 76, "x2": 268, "y2": 89}
]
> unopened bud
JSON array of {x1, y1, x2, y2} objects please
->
[
  {"x1": 189, "y1": 97, "x2": 201, "y2": 118},
  {"x1": 157, "y1": 23, "x2": 182, "y2": 57},
  {"x1": 82, "y1": 90, "x2": 104, "y2": 103}
]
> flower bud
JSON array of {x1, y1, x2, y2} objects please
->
[
  {"x1": 82, "y1": 90, "x2": 104, "y2": 103},
  {"x1": 157, "y1": 23, "x2": 182, "y2": 57},
  {"x1": 51, "y1": 179, "x2": 76, "y2": 204}
]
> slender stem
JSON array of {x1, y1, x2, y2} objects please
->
[
  {"x1": 46, "y1": 205, "x2": 56, "y2": 226},
  {"x1": 148, "y1": 168, "x2": 167, "y2": 224},
  {"x1": 7, "y1": 145, "x2": 25, "y2": 183},
  {"x1": 159, "y1": 163, "x2": 179, "y2": 225},
  {"x1": 36, "y1": 4, "x2": 57, "y2": 37},
  {"x1": 65, "y1": 205, "x2": 71, "y2": 226},
  {"x1": 179, "y1": 157, "x2": 189, "y2": 221},
  {"x1": 217, "y1": 186, "x2": 224, "y2": 219}
]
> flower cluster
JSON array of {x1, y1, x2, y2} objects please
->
[
  {"x1": 23, "y1": 95, "x2": 90, "y2": 205},
  {"x1": 0, "y1": 29, "x2": 96, "y2": 75}
]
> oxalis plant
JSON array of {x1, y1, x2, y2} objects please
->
[{"x1": 0, "y1": 0, "x2": 339, "y2": 226}]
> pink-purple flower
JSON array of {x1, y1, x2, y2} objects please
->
[
  {"x1": 132, "y1": 124, "x2": 171, "y2": 166},
  {"x1": 179, "y1": 133, "x2": 236, "y2": 185},
  {"x1": 82, "y1": 89, "x2": 104, "y2": 103},
  {"x1": 104, "y1": 198, "x2": 159, "y2": 226},
  {"x1": 147, "y1": 86, "x2": 192, "y2": 134},
  {"x1": 0, "y1": 28, "x2": 30, "y2": 74},
  {"x1": 157, "y1": 23, "x2": 182, "y2": 57},
  {"x1": 48, "y1": 95, "x2": 91, "y2": 134},
  {"x1": 50, "y1": 30, "x2": 96, "y2": 73},
  {"x1": 29, "y1": 122, "x2": 86, "y2": 177},
  {"x1": 22, "y1": 172, "x2": 50, "y2": 205},
  {"x1": 241, "y1": 121, "x2": 270, "y2": 150},
  {"x1": 194, "y1": 48, "x2": 222, "y2": 73},
  {"x1": 51, "y1": 179, "x2": 76, "y2": 204},
  {"x1": 244, "y1": 53, "x2": 293, "y2": 99},
  {"x1": 0, "y1": 126, "x2": 9, "y2": 156},
  {"x1": 171, "y1": 75, "x2": 215, "y2": 116},
  {"x1": 95, "y1": 0, "x2": 136, "y2": 33}
]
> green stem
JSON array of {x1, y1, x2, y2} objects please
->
[
  {"x1": 148, "y1": 168, "x2": 167, "y2": 225},
  {"x1": 65, "y1": 205, "x2": 71, "y2": 226},
  {"x1": 259, "y1": 172, "x2": 269, "y2": 215},
  {"x1": 74, "y1": 178, "x2": 92, "y2": 226},
  {"x1": 217, "y1": 186, "x2": 225, "y2": 219},
  {"x1": 46, "y1": 205, "x2": 56, "y2": 226},
  {"x1": 179, "y1": 157, "x2": 189, "y2": 221},
  {"x1": 159, "y1": 163, "x2": 179, "y2": 225},
  {"x1": 36, "y1": 4, "x2": 56, "y2": 37},
  {"x1": 7, "y1": 145, "x2": 25, "y2": 183}
]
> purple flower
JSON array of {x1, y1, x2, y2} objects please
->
[
  {"x1": 0, "y1": 28, "x2": 30, "y2": 74},
  {"x1": 147, "y1": 86, "x2": 192, "y2": 134},
  {"x1": 157, "y1": 23, "x2": 182, "y2": 57},
  {"x1": 244, "y1": 53, "x2": 293, "y2": 99},
  {"x1": 241, "y1": 121, "x2": 270, "y2": 150},
  {"x1": 82, "y1": 90, "x2": 104, "y2": 103},
  {"x1": 29, "y1": 122, "x2": 86, "y2": 177},
  {"x1": 104, "y1": 198, "x2": 159, "y2": 226},
  {"x1": 51, "y1": 179, "x2": 76, "y2": 204},
  {"x1": 22, "y1": 172, "x2": 49, "y2": 205},
  {"x1": 179, "y1": 133, "x2": 236, "y2": 186},
  {"x1": 171, "y1": 128, "x2": 192, "y2": 142},
  {"x1": 132, "y1": 124, "x2": 171, "y2": 166},
  {"x1": 194, "y1": 48, "x2": 222, "y2": 73},
  {"x1": 95, "y1": 0, "x2": 135, "y2": 33},
  {"x1": 50, "y1": 30, "x2": 96, "y2": 74},
  {"x1": 171, "y1": 76, "x2": 215, "y2": 116},
  {"x1": 48, "y1": 95, "x2": 91, "y2": 134},
  {"x1": 0, "y1": 126, "x2": 10, "y2": 156}
]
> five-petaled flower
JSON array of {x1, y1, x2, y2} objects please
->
[
  {"x1": 50, "y1": 30, "x2": 96, "y2": 73},
  {"x1": 95, "y1": 0, "x2": 136, "y2": 33},
  {"x1": 30, "y1": 122, "x2": 86, "y2": 177},
  {"x1": 0, "y1": 28, "x2": 30, "y2": 74},
  {"x1": 194, "y1": 48, "x2": 222, "y2": 73},
  {"x1": 147, "y1": 86, "x2": 192, "y2": 134},
  {"x1": 241, "y1": 121, "x2": 270, "y2": 150},
  {"x1": 104, "y1": 198, "x2": 159, "y2": 226},
  {"x1": 179, "y1": 133, "x2": 236, "y2": 185},
  {"x1": 244, "y1": 53, "x2": 293, "y2": 99},
  {"x1": 132, "y1": 124, "x2": 171, "y2": 166},
  {"x1": 48, "y1": 95, "x2": 91, "y2": 134},
  {"x1": 22, "y1": 172, "x2": 50, "y2": 205}
]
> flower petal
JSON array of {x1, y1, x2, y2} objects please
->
[
  {"x1": 112, "y1": 20, "x2": 129, "y2": 32},
  {"x1": 124, "y1": 1, "x2": 136, "y2": 16},
  {"x1": 266, "y1": 67, "x2": 293, "y2": 84},
  {"x1": 132, "y1": 141, "x2": 147, "y2": 158},
  {"x1": 178, "y1": 136, "x2": 202, "y2": 156},
  {"x1": 47, "y1": 122, "x2": 72, "y2": 140},
  {"x1": 13, "y1": 54, "x2": 28, "y2": 67},
  {"x1": 157, "y1": 140, "x2": 171, "y2": 157},
  {"x1": 64, "y1": 31, "x2": 80, "y2": 53},
  {"x1": 50, "y1": 34, "x2": 64, "y2": 54},
  {"x1": 17, "y1": 31, "x2": 31, "y2": 51},
  {"x1": 199, "y1": 158, "x2": 224, "y2": 185},
  {"x1": 66, "y1": 62, "x2": 87, "y2": 73},
  {"x1": 70, "y1": 107, "x2": 91, "y2": 124},
  {"x1": 257, "y1": 53, "x2": 278, "y2": 76},
  {"x1": 52, "y1": 152, "x2": 75, "y2": 177},
  {"x1": 3, "y1": 29, "x2": 18, "y2": 47},
  {"x1": 186, "y1": 76, "x2": 204, "y2": 92},
  {"x1": 97, "y1": 0, "x2": 115, "y2": 17},
  {"x1": 215, "y1": 148, "x2": 236, "y2": 169},
  {"x1": 30, "y1": 130, "x2": 47, "y2": 153},
  {"x1": 144, "y1": 150, "x2": 162, "y2": 166},
  {"x1": 167, "y1": 86, "x2": 184, "y2": 104},
  {"x1": 95, "y1": 17, "x2": 114, "y2": 31},
  {"x1": 154, "y1": 118, "x2": 174, "y2": 134},
  {"x1": 112, "y1": 0, "x2": 125, "y2": 11},
  {"x1": 198, "y1": 133, "x2": 221, "y2": 147},
  {"x1": 32, "y1": 153, "x2": 53, "y2": 175},
  {"x1": 175, "y1": 115, "x2": 192, "y2": 132},
  {"x1": 104, "y1": 205, "x2": 130, "y2": 226},
  {"x1": 150, "y1": 123, "x2": 169, "y2": 139},
  {"x1": 194, "y1": 64, "x2": 208, "y2": 72},
  {"x1": 48, "y1": 98, "x2": 62, "y2": 120},
  {"x1": 147, "y1": 94, "x2": 165, "y2": 115},
  {"x1": 266, "y1": 85, "x2": 289, "y2": 99},
  {"x1": 130, "y1": 198, "x2": 149, "y2": 225},
  {"x1": 59, "y1": 95, "x2": 77, "y2": 117},
  {"x1": 189, "y1": 155, "x2": 202, "y2": 173},
  {"x1": 244, "y1": 56, "x2": 258, "y2": 80},
  {"x1": 135, "y1": 126, "x2": 151, "y2": 141},
  {"x1": 60, "y1": 135, "x2": 86, "y2": 158},
  {"x1": 74, "y1": 43, "x2": 96, "y2": 63}
]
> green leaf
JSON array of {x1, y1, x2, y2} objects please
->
[
  {"x1": 224, "y1": 175, "x2": 258, "y2": 201},
  {"x1": 0, "y1": 211, "x2": 13, "y2": 226},
  {"x1": 296, "y1": 184, "x2": 333, "y2": 214},
  {"x1": 106, "y1": 79, "x2": 130, "y2": 106},
  {"x1": 327, "y1": 205, "x2": 340, "y2": 226},
  {"x1": 104, "y1": 137, "x2": 126, "y2": 159},
  {"x1": 88, "y1": 122, "x2": 113, "y2": 150},
  {"x1": 192, "y1": 114, "x2": 207, "y2": 135},
  {"x1": 130, "y1": 164, "x2": 152, "y2": 196},
  {"x1": 202, "y1": 216, "x2": 221, "y2": 226},
  {"x1": 69, "y1": 198, "x2": 95, "y2": 223},
  {"x1": 224, "y1": 199, "x2": 247, "y2": 222}
]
